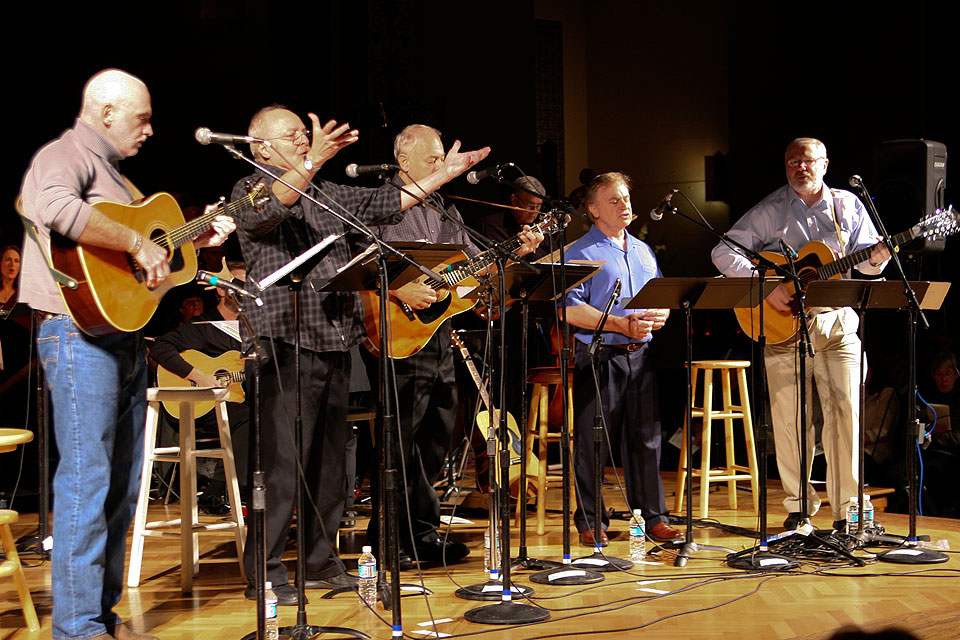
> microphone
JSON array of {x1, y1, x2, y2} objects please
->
[
  {"x1": 778, "y1": 239, "x2": 798, "y2": 260},
  {"x1": 195, "y1": 127, "x2": 265, "y2": 146},
  {"x1": 345, "y1": 163, "x2": 399, "y2": 178},
  {"x1": 650, "y1": 189, "x2": 679, "y2": 221},
  {"x1": 196, "y1": 271, "x2": 264, "y2": 306},
  {"x1": 466, "y1": 163, "x2": 513, "y2": 185},
  {"x1": 612, "y1": 277, "x2": 623, "y2": 303},
  {"x1": 849, "y1": 175, "x2": 864, "y2": 189}
]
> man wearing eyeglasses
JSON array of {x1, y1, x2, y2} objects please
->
[
  {"x1": 711, "y1": 137, "x2": 890, "y2": 532},
  {"x1": 232, "y1": 107, "x2": 490, "y2": 604}
]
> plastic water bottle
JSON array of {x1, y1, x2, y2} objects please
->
[
  {"x1": 483, "y1": 527, "x2": 501, "y2": 574},
  {"x1": 629, "y1": 509, "x2": 646, "y2": 561},
  {"x1": 358, "y1": 545, "x2": 377, "y2": 606},
  {"x1": 845, "y1": 496, "x2": 860, "y2": 535},
  {"x1": 264, "y1": 581, "x2": 279, "y2": 640},
  {"x1": 483, "y1": 529, "x2": 492, "y2": 573},
  {"x1": 862, "y1": 495, "x2": 875, "y2": 530}
]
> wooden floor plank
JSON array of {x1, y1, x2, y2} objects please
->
[{"x1": 2, "y1": 474, "x2": 958, "y2": 639}]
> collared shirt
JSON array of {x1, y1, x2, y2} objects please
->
[
  {"x1": 19, "y1": 119, "x2": 132, "y2": 315},
  {"x1": 564, "y1": 225, "x2": 662, "y2": 346},
  {"x1": 232, "y1": 167, "x2": 404, "y2": 353},
  {"x1": 711, "y1": 183, "x2": 885, "y2": 279},
  {"x1": 370, "y1": 184, "x2": 480, "y2": 258}
]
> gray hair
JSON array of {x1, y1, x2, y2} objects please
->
[{"x1": 393, "y1": 124, "x2": 442, "y2": 161}]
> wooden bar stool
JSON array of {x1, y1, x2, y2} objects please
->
[
  {"x1": 522, "y1": 366, "x2": 576, "y2": 535},
  {"x1": 127, "y1": 387, "x2": 245, "y2": 593},
  {"x1": 675, "y1": 360, "x2": 759, "y2": 518},
  {"x1": 0, "y1": 428, "x2": 39, "y2": 632}
]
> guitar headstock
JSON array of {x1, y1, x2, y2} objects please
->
[
  {"x1": 243, "y1": 179, "x2": 270, "y2": 212},
  {"x1": 536, "y1": 212, "x2": 567, "y2": 236},
  {"x1": 915, "y1": 205, "x2": 959, "y2": 241}
]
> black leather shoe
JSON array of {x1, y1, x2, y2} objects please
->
[
  {"x1": 783, "y1": 512, "x2": 811, "y2": 529},
  {"x1": 415, "y1": 537, "x2": 469, "y2": 563},
  {"x1": 304, "y1": 572, "x2": 359, "y2": 590},
  {"x1": 244, "y1": 582, "x2": 304, "y2": 606}
]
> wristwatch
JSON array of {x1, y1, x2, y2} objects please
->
[{"x1": 303, "y1": 157, "x2": 317, "y2": 172}]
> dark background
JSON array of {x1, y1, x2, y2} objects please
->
[{"x1": 2, "y1": 1, "x2": 957, "y2": 495}]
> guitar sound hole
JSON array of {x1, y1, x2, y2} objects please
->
[
  {"x1": 148, "y1": 229, "x2": 184, "y2": 272},
  {"x1": 415, "y1": 295, "x2": 452, "y2": 323}
]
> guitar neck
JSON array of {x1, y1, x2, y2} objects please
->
[
  {"x1": 453, "y1": 339, "x2": 492, "y2": 410},
  {"x1": 426, "y1": 217, "x2": 557, "y2": 290},
  {"x1": 163, "y1": 191, "x2": 261, "y2": 251},
  {"x1": 816, "y1": 228, "x2": 913, "y2": 280}
]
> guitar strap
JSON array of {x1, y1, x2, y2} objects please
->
[
  {"x1": 828, "y1": 188, "x2": 845, "y2": 257},
  {"x1": 121, "y1": 175, "x2": 145, "y2": 202}
]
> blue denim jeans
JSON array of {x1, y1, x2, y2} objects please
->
[{"x1": 37, "y1": 316, "x2": 147, "y2": 640}]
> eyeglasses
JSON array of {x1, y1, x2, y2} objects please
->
[
  {"x1": 267, "y1": 128, "x2": 310, "y2": 143},
  {"x1": 786, "y1": 157, "x2": 826, "y2": 169}
]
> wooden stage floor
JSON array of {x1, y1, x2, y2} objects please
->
[{"x1": 2, "y1": 473, "x2": 959, "y2": 640}]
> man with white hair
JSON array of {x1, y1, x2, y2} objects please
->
[
  {"x1": 711, "y1": 137, "x2": 890, "y2": 531},
  {"x1": 361, "y1": 124, "x2": 542, "y2": 568},
  {"x1": 19, "y1": 69, "x2": 234, "y2": 640},
  {"x1": 232, "y1": 109, "x2": 490, "y2": 602}
]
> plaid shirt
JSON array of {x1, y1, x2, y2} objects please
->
[
  {"x1": 370, "y1": 184, "x2": 480, "y2": 257},
  {"x1": 232, "y1": 167, "x2": 404, "y2": 353}
]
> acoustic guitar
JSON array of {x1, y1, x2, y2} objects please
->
[
  {"x1": 361, "y1": 213, "x2": 563, "y2": 358},
  {"x1": 451, "y1": 333, "x2": 539, "y2": 497},
  {"x1": 50, "y1": 179, "x2": 268, "y2": 336},
  {"x1": 735, "y1": 205, "x2": 959, "y2": 343},
  {"x1": 156, "y1": 349, "x2": 246, "y2": 419}
]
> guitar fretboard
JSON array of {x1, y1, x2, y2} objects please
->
[
  {"x1": 423, "y1": 217, "x2": 559, "y2": 291},
  {"x1": 155, "y1": 185, "x2": 266, "y2": 250}
]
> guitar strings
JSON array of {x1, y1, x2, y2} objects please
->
[{"x1": 152, "y1": 190, "x2": 260, "y2": 249}]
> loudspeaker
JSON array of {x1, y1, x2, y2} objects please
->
[{"x1": 871, "y1": 139, "x2": 947, "y2": 255}]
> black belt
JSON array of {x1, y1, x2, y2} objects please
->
[{"x1": 605, "y1": 342, "x2": 646, "y2": 352}]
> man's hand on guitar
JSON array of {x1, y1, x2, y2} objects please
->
[
  {"x1": 515, "y1": 225, "x2": 545, "y2": 257},
  {"x1": 194, "y1": 205, "x2": 236, "y2": 249},
  {"x1": 186, "y1": 368, "x2": 222, "y2": 389},
  {"x1": 393, "y1": 282, "x2": 438, "y2": 310},
  {"x1": 767, "y1": 284, "x2": 795, "y2": 314},
  {"x1": 133, "y1": 238, "x2": 171, "y2": 288},
  {"x1": 869, "y1": 242, "x2": 891, "y2": 267}
]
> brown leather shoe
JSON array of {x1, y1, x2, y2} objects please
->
[
  {"x1": 111, "y1": 623, "x2": 159, "y2": 640},
  {"x1": 648, "y1": 521, "x2": 683, "y2": 542},
  {"x1": 579, "y1": 528, "x2": 609, "y2": 547}
]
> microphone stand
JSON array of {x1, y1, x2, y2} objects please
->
[
  {"x1": 568, "y1": 281, "x2": 633, "y2": 572},
  {"x1": 849, "y1": 178, "x2": 946, "y2": 565},
  {"x1": 478, "y1": 168, "x2": 604, "y2": 581},
  {"x1": 527, "y1": 199, "x2": 604, "y2": 587},
  {"x1": 464, "y1": 248, "x2": 549, "y2": 625},
  {"x1": 215, "y1": 147, "x2": 449, "y2": 638},
  {"x1": 647, "y1": 197, "x2": 799, "y2": 569}
]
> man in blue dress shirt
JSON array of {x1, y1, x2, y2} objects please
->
[{"x1": 564, "y1": 172, "x2": 682, "y2": 546}]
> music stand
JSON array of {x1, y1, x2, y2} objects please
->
[
  {"x1": 626, "y1": 278, "x2": 777, "y2": 567},
  {"x1": 803, "y1": 279, "x2": 950, "y2": 564},
  {"x1": 316, "y1": 243, "x2": 466, "y2": 609},
  {"x1": 476, "y1": 262, "x2": 605, "y2": 586}
]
